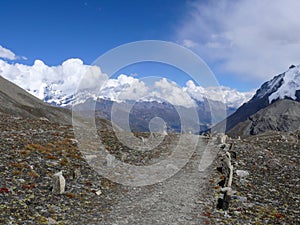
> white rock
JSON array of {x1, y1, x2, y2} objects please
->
[
  {"x1": 220, "y1": 187, "x2": 232, "y2": 193},
  {"x1": 236, "y1": 170, "x2": 249, "y2": 178},
  {"x1": 95, "y1": 190, "x2": 102, "y2": 195},
  {"x1": 216, "y1": 133, "x2": 227, "y2": 145},
  {"x1": 48, "y1": 217, "x2": 57, "y2": 225},
  {"x1": 69, "y1": 138, "x2": 78, "y2": 145},
  {"x1": 236, "y1": 196, "x2": 247, "y2": 202},
  {"x1": 85, "y1": 154, "x2": 97, "y2": 161},
  {"x1": 234, "y1": 210, "x2": 241, "y2": 216},
  {"x1": 52, "y1": 171, "x2": 65, "y2": 194},
  {"x1": 106, "y1": 154, "x2": 116, "y2": 167},
  {"x1": 39, "y1": 117, "x2": 49, "y2": 122}
]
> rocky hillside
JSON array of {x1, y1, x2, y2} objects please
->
[
  {"x1": 0, "y1": 76, "x2": 71, "y2": 124},
  {"x1": 207, "y1": 131, "x2": 300, "y2": 224},
  {"x1": 87, "y1": 98, "x2": 235, "y2": 133},
  {"x1": 0, "y1": 112, "x2": 119, "y2": 224},
  {"x1": 228, "y1": 99, "x2": 300, "y2": 137}
]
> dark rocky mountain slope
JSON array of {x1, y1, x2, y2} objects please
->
[
  {"x1": 0, "y1": 76, "x2": 71, "y2": 124},
  {"x1": 227, "y1": 99, "x2": 300, "y2": 137}
]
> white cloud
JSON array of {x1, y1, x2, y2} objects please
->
[
  {"x1": 0, "y1": 45, "x2": 27, "y2": 60},
  {"x1": 0, "y1": 45, "x2": 17, "y2": 60},
  {"x1": 99, "y1": 74, "x2": 149, "y2": 101},
  {"x1": 0, "y1": 58, "x2": 108, "y2": 105},
  {"x1": 151, "y1": 78, "x2": 197, "y2": 107},
  {"x1": 177, "y1": 0, "x2": 300, "y2": 85},
  {"x1": 181, "y1": 39, "x2": 198, "y2": 48}
]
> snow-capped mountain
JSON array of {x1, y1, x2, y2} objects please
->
[
  {"x1": 268, "y1": 65, "x2": 300, "y2": 103},
  {"x1": 214, "y1": 64, "x2": 300, "y2": 135},
  {"x1": 0, "y1": 58, "x2": 254, "y2": 109},
  {"x1": 184, "y1": 81, "x2": 254, "y2": 108},
  {"x1": 251, "y1": 64, "x2": 300, "y2": 103}
]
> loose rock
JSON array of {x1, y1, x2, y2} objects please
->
[{"x1": 52, "y1": 171, "x2": 65, "y2": 194}]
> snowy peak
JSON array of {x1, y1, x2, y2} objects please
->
[
  {"x1": 214, "y1": 64, "x2": 300, "y2": 134},
  {"x1": 250, "y1": 64, "x2": 300, "y2": 104},
  {"x1": 269, "y1": 65, "x2": 300, "y2": 103},
  {"x1": 253, "y1": 73, "x2": 284, "y2": 100},
  {"x1": 184, "y1": 81, "x2": 254, "y2": 108}
]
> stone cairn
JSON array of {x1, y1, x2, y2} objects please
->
[{"x1": 216, "y1": 133, "x2": 235, "y2": 211}]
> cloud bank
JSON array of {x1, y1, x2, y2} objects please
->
[
  {"x1": 178, "y1": 0, "x2": 300, "y2": 84},
  {"x1": 0, "y1": 58, "x2": 254, "y2": 108}
]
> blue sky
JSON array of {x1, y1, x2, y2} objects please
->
[
  {"x1": 0, "y1": 0, "x2": 299, "y2": 92},
  {"x1": 0, "y1": 0, "x2": 183, "y2": 64}
]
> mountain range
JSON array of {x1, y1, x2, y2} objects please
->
[
  {"x1": 0, "y1": 58, "x2": 255, "y2": 132},
  {"x1": 71, "y1": 64, "x2": 300, "y2": 135},
  {"x1": 0, "y1": 59, "x2": 254, "y2": 109},
  {"x1": 0, "y1": 60, "x2": 299, "y2": 136}
]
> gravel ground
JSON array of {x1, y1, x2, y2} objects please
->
[
  {"x1": 101, "y1": 137, "x2": 217, "y2": 225},
  {"x1": 0, "y1": 113, "x2": 217, "y2": 224},
  {"x1": 1, "y1": 112, "x2": 299, "y2": 224}
]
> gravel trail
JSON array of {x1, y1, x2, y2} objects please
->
[{"x1": 101, "y1": 136, "x2": 216, "y2": 225}]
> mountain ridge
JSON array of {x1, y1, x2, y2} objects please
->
[
  {"x1": 214, "y1": 64, "x2": 300, "y2": 136},
  {"x1": 0, "y1": 76, "x2": 71, "y2": 124}
]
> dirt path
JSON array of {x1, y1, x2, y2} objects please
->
[{"x1": 100, "y1": 136, "x2": 216, "y2": 225}]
